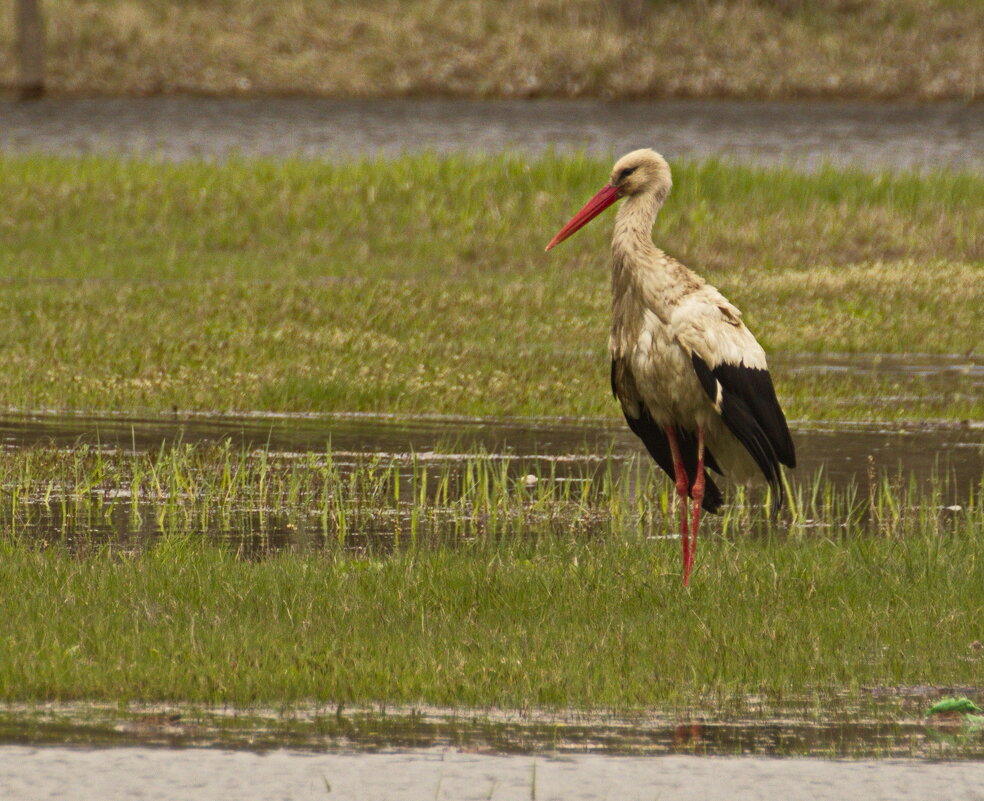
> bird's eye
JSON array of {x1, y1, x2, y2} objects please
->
[{"x1": 617, "y1": 166, "x2": 638, "y2": 183}]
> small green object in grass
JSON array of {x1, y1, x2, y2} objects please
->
[{"x1": 927, "y1": 697, "x2": 983, "y2": 716}]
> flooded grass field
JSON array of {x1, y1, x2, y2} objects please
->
[
  {"x1": 0, "y1": 408, "x2": 981, "y2": 713},
  {"x1": 0, "y1": 407, "x2": 980, "y2": 549},
  {"x1": 0, "y1": 143, "x2": 981, "y2": 792}
]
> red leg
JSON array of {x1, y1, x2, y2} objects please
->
[
  {"x1": 687, "y1": 426, "x2": 706, "y2": 582},
  {"x1": 664, "y1": 426, "x2": 691, "y2": 585}
]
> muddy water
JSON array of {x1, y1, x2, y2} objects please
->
[
  {"x1": 1, "y1": 408, "x2": 980, "y2": 549},
  {"x1": 2, "y1": 408, "x2": 981, "y2": 492},
  {"x1": 2, "y1": 97, "x2": 982, "y2": 169},
  {"x1": 1, "y1": 696, "x2": 980, "y2": 758}
]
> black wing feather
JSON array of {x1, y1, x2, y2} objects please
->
[
  {"x1": 691, "y1": 353, "x2": 796, "y2": 511},
  {"x1": 613, "y1": 360, "x2": 724, "y2": 513}
]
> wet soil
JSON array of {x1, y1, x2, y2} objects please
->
[{"x1": 3, "y1": 694, "x2": 983, "y2": 759}]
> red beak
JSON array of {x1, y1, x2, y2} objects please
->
[{"x1": 545, "y1": 183, "x2": 622, "y2": 251}]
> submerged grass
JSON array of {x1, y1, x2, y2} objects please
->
[
  {"x1": 0, "y1": 153, "x2": 981, "y2": 422},
  {"x1": 0, "y1": 441, "x2": 977, "y2": 546},
  {"x1": 0, "y1": 442, "x2": 981, "y2": 708}
]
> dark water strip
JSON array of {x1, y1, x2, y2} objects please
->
[
  {"x1": 1, "y1": 410, "x2": 981, "y2": 504},
  {"x1": 2, "y1": 98, "x2": 982, "y2": 169}
]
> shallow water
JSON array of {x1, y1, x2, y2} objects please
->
[
  {"x1": 2, "y1": 406, "x2": 980, "y2": 491},
  {"x1": 781, "y1": 352, "x2": 984, "y2": 391},
  {"x1": 2, "y1": 97, "x2": 982, "y2": 170},
  {"x1": 1, "y1": 353, "x2": 980, "y2": 548},
  {"x1": 2, "y1": 695, "x2": 981, "y2": 758},
  {"x1": 1, "y1": 401, "x2": 980, "y2": 549},
  {"x1": 5, "y1": 689, "x2": 984, "y2": 801}
]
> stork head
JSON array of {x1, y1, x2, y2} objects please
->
[
  {"x1": 609, "y1": 148, "x2": 672, "y2": 200},
  {"x1": 545, "y1": 148, "x2": 672, "y2": 251}
]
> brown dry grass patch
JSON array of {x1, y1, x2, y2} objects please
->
[{"x1": 1, "y1": 0, "x2": 981, "y2": 99}]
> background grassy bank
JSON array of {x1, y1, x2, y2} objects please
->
[
  {"x1": 0, "y1": 153, "x2": 981, "y2": 422},
  {"x1": 1, "y1": 0, "x2": 982, "y2": 100}
]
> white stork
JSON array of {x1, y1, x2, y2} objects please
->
[{"x1": 546, "y1": 149, "x2": 796, "y2": 585}]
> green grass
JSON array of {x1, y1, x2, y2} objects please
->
[
  {"x1": 0, "y1": 153, "x2": 981, "y2": 422},
  {"x1": 1, "y1": 505, "x2": 982, "y2": 709},
  {"x1": 0, "y1": 441, "x2": 981, "y2": 709},
  {"x1": 1, "y1": 151, "x2": 980, "y2": 735}
]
